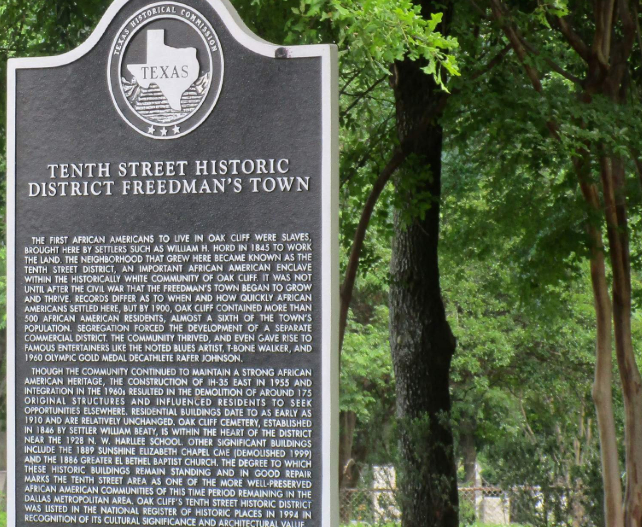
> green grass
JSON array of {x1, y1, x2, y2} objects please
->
[{"x1": 0, "y1": 511, "x2": 6, "y2": 527}]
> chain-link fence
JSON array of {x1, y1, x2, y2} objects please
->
[
  {"x1": 340, "y1": 488, "x2": 399, "y2": 525},
  {"x1": 341, "y1": 485, "x2": 592, "y2": 526},
  {"x1": 459, "y1": 486, "x2": 510, "y2": 525}
]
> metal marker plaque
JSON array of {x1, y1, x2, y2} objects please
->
[{"x1": 7, "y1": 1, "x2": 338, "y2": 526}]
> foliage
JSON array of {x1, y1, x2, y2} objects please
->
[
  {"x1": 341, "y1": 238, "x2": 397, "y2": 469},
  {"x1": 0, "y1": 1, "x2": 112, "y2": 237},
  {"x1": 322, "y1": 0, "x2": 459, "y2": 86},
  {"x1": 342, "y1": 303, "x2": 393, "y2": 422},
  {"x1": 244, "y1": 0, "x2": 460, "y2": 83},
  {"x1": 438, "y1": 81, "x2": 642, "y2": 523}
]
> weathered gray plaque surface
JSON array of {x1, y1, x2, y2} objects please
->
[{"x1": 7, "y1": 1, "x2": 338, "y2": 526}]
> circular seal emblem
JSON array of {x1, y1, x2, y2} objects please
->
[{"x1": 108, "y1": 2, "x2": 224, "y2": 139}]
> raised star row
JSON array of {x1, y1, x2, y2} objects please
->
[{"x1": 147, "y1": 125, "x2": 181, "y2": 136}]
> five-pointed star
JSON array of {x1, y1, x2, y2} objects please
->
[
  {"x1": 173, "y1": 125, "x2": 181, "y2": 134},
  {"x1": 160, "y1": 127, "x2": 168, "y2": 136},
  {"x1": 147, "y1": 125, "x2": 156, "y2": 134}
]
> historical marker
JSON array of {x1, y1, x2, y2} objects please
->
[{"x1": 7, "y1": 1, "x2": 338, "y2": 526}]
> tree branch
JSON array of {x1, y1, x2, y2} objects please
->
[
  {"x1": 602, "y1": 0, "x2": 616, "y2": 60},
  {"x1": 339, "y1": 149, "x2": 406, "y2": 351},
  {"x1": 467, "y1": 0, "x2": 489, "y2": 19},
  {"x1": 549, "y1": 16, "x2": 591, "y2": 62},
  {"x1": 518, "y1": 37, "x2": 583, "y2": 85},
  {"x1": 586, "y1": 1, "x2": 615, "y2": 70},
  {"x1": 518, "y1": 396, "x2": 536, "y2": 442},
  {"x1": 468, "y1": 43, "x2": 512, "y2": 81},
  {"x1": 340, "y1": 113, "x2": 395, "y2": 188},
  {"x1": 488, "y1": 0, "x2": 544, "y2": 92},
  {"x1": 490, "y1": 1, "x2": 585, "y2": 88},
  {"x1": 341, "y1": 76, "x2": 387, "y2": 118},
  {"x1": 613, "y1": 0, "x2": 637, "y2": 64},
  {"x1": 340, "y1": 68, "x2": 364, "y2": 96},
  {"x1": 634, "y1": 2, "x2": 642, "y2": 65}
]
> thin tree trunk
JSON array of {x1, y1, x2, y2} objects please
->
[
  {"x1": 338, "y1": 410, "x2": 357, "y2": 523},
  {"x1": 339, "y1": 150, "x2": 406, "y2": 351},
  {"x1": 578, "y1": 177, "x2": 624, "y2": 527},
  {"x1": 600, "y1": 155, "x2": 642, "y2": 527},
  {"x1": 338, "y1": 410, "x2": 357, "y2": 488},
  {"x1": 460, "y1": 420, "x2": 477, "y2": 486}
]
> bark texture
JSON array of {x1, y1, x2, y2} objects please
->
[
  {"x1": 389, "y1": 17, "x2": 458, "y2": 522},
  {"x1": 460, "y1": 420, "x2": 477, "y2": 486},
  {"x1": 579, "y1": 178, "x2": 624, "y2": 527},
  {"x1": 338, "y1": 410, "x2": 357, "y2": 488}
]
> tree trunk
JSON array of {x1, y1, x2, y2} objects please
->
[
  {"x1": 338, "y1": 410, "x2": 357, "y2": 524},
  {"x1": 338, "y1": 410, "x2": 357, "y2": 488},
  {"x1": 389, "y1": 43, "x2": 458, "y2": 526},
  {"x1": 460, "y1": 420, "x2": 477, "y2": 486},
  {"x1": 599, "y1": 154, "x2": 642, "y2": 527},
  {"x1": 578, "y1": 178, "x2": 624, "y2": 527}
]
